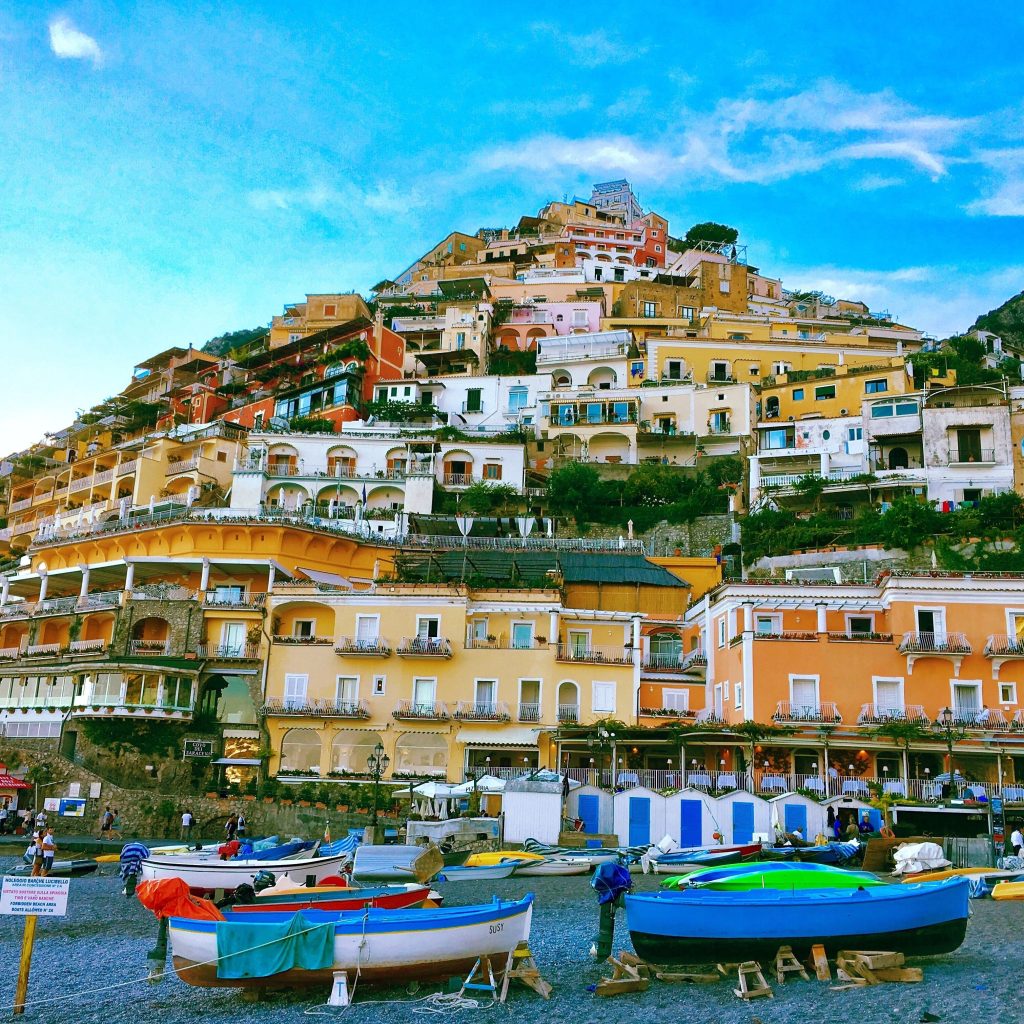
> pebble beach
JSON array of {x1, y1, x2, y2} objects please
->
[{"x1": 0, "y1": 861, "x2": 1016, "y2": 1024}]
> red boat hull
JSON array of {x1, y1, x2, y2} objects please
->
[{"x1": 230, "y1": 885, "x2": 431, "y2": 914}]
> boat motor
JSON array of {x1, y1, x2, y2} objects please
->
[{"x1": 591, "y1": 862, "x2": 632, "y2": 960}]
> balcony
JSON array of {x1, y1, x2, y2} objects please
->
[
  {"x1": 0, "y1": 603, "x2": 34, "y2": 620},
  {"x1": 827, "y1": 631, "x2": 894, "y2": 643},
  {"x1": 465, "y1": 636, "x2": 542, "y2": 651},
  {"x1": 518, "y1": 702, "x2": 541, "y2": 723},
  {"x1": 986, "y1": 635, "x2": 1024, "y2": 658},
  {"x1": 752, "y1": 630, "x2": 818, "y2": 642},
  {"x1": 680, "y1": 647, "x2": 708, "y2": 672},
  {"x1": 203, "y1": 592, "x2": 267, "y2": 609},
  {"x1": 69, "y1": 701, "x2": 194, "y2": 720},
  {"x1": 68, "y1": 477, "x2": 92, "y2": 493},
  {"x1": 196, "y1": 643, "x2": 261, "y2": 660},
  {"x1": 702, "y1": 421, "x2": 734, "y2": 436},
  {"x1": 641, "y1": 654, "x2": 685, "y2": 674},
  {"x1": 129, "y1": 586, "x2": 197, "y2": 602},
  {"x1": 116, "y1": 460, "x2": 137, "y2": 477},
  {"x1": 334, "y1": 637, "x2": 392, "y2": 657},
  {"x1": 898, "y1": 631, "x2": 971, "y2": 675},
  {"x1": 1014, "y1": 710, "x2": 1024, "y2": 733},
  {"x1": 454, "y1": 701, "x2": 511, "y2": 722},
  {"x1": 127, "y1": 639, "x2": 172, "y2": 656},
  {"x1": 706, "y1": 371, "x2": 734, "y2": 383},
  {"x1": 272, "y1": 635, "x2": 333, "y2": 646},
  {"x1": 166, "y1": 456, "x2": 201, "y2": 475},
  {"x1": 443, "y1": 474, "x2": 473, "y2": 487},
  {"x1": 947, "y1": 448, "x2": 996, "y2": 466},
  {"x1": 772, "y1": 700, "x2": 842, "y2": 724},
  {"x1": 555, "y1": 643, "x2": 633, "y2": 666},
  {"x1": 396, "y1": 637, "x2": 452, "y2": 658},
  {"x1": 392, "y1": 700, "x2": 450, "y2": 721},
  {"x1": 35, "y1": 596, "x2": 79, "y2": 616},
  {"x1": 78, "y1": 591, "x2": 123, "y2": 610},
  {"x1": 0, "y1": 647, "x2": 20, "y2": 661},
  {"x1": 557, "y1": 703, "x2": 579, "y2": 724},
  {"x1": 261, "y1": 697, "x2": 370, "y2": 719},
  {"x1": 92, "y1": 469, "x2": 114, "y2": 486},
  {"x1": 9, "y1": 498, "x2": 32, "y2": 513},
  {"x1": 24, "y1": 643, "x2": 61, "y2": 658},
  {"x1": 68, "y1": 639, "x2": 106, "y2": 655},
  {"x1": 858, "y1": 703, "x2": 929, "y2": 725},
  {"x1": 949, "y1": 706, "x2": 1010, "y2": 731},
  {"x1": 694, "y1": 708, "x2": 726, "y2": 726}
]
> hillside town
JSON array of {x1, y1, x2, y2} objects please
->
[{"x1": 2, "y1": 178, "x2": 1024, "y2": 827}]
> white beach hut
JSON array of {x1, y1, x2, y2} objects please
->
[
  {"x1": 566, "y1": 784, "x2": 613, "y2": 836},
  {"x1": 713, "y1": 790, "x2": 772, "y2": 846},
  {"x1": 663, "y1": 787, "x2": 721, "y2": 849},
  {"x1": 612, "y1": 786, "x2": 667, "y2": 848},
  {"x1": 767, "y1": 792, "x2": 829, "y2": 840}
]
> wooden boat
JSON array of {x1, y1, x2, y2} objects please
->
[
  {"x1": 662, "y1": 862, "x2": 879, "y2": 890},
  {"x1": 140, "y1": 852, "x2": 352, "y2": 895},
  {"x1": 464, "y1": 851, "x2": 546, "y2": 867},
  {"x1": 992, "y1": 880, "x2": 1024, "y2": 900},
  {"x1": 626, "y1": 877, "x2": 970, "y2": 961},
  {"x1": 230, "y1": 883, "x2": 434, "y2": 914},
  {"x1": 438, "y1": 860, "x2": 528, "y2": 881},
  {"x1": 10, "y1": 858, "x2": 98, "y2": 878},
  {"x1": 905, "y1": 866, "x2": 1018, "y2": 884},
  {"x1": 168, "y1": 894, "x2": 534, "y2": 988},
  {"x1": 351, "y1": 844, "x2": 443, "y2": 885},
  {"x1": 512, "y1": 858, "x2": 590, "y2": 877}
]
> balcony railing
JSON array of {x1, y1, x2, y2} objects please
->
[
  {"x1": 129, "y1": 586, "x2": 197, "y2": 602},
  {"x1": 396, "y1": 637, "x2": 452, "y2": 658},
  {"x1": 24, "y1": 643, "x2": 61, "y2": 658},
  {"x1": 392, "y1": 700, "x2": 450, "y2": 720},
  {"x1": 680, "y1": 647, "x2": 708, "y2": 672},
  {"x1": 442, "y1": 473, "x2": 473, "y2": 487},
  {"x1": 947, "y1": 448, "x2": 996, "y2": 465},
  {"x1": 0, "y1": 604, "x2": 34, "y2": 620},
  {"x1": 68, "y1": 477, "x2": 92, "y2": 493},
  {"x1": 68, "y1": 639, "x2": 106, "y2": 654},
  {"x1": 127, "y1": 639, "x2": 172, "y2": 656},
  {"x1": 261, "y1": 697, "x2": 370, "y2": 718},
  {"x1": 9, "y1": 498, "x2": 32, "y2": 513},
  {"x1": 985, "y1": 635, "x2": 1024, "y2": 658},
  {"x1": 557, "y1": 703, "x2": 579, "y2": 724},
  {"x1": 518, "y1": 702, "x2": 541, "y2": 722},
  {"x1": 454, "y1": 701, "x2": 511, "y2": 721},
  {"x1": 203, "y1": 592, "x2": 267, "y2": 609},
  {"x1": 772, "y1": 700, "x2": 841, "y2": 724},
  {"x1": 753, "y1": 630, "x2": 818, "y2": 642},
  {"x1": 35, "y1": 596, "x2": 79, "y2": 616},
  {"x1": 465, "y1": 636, "x2": 542, "y2": 651},
  {"x1": 1014, "y1": 710, "x2": 1024, "y2": 732},
  {"x1": 694, "y1": 708, "x2": 726, "y2": 726},
  {"x1": 898, "y1": 632, "x2": 971, "y2": 655},
  {"x1": 334, "y1": 637, "x2": 392, "y2": 657},
  {"x1": 641, "y1": 653, "x2": 685, "y2": 673},
  {"x1": 196, "y1": 643, "x2": 261, "y2": 660},
  {"x1": 92, "y1": 469, "x2": 114, "y2": 486},
  {"x1": 827, "y1": 631, "x2": 894, "y2": 643},
  {"x1": 78, "y1": 591, "x2": 122, "y2": 610},
  {"x1": 858, "y1": 703, "x2": 929, "y2": 725},
  {"x1": 706, "y1": 371, "x2": 733, "y2": 383},
  {"x1": 555, "y1": 643, "x2": 633, "y2": 666},
  {"x1": 0, "y1": 647, "x2": 20, "y2": 661},
  {"x1": 116, "y1": 460, "x2": 137, "y2": 477},
  {"x1": 949, "y1": 706, "x2": 1010, "y2": 731},
  {"x1": 272, "y1": 635, "x2": 333, "y2": 646},
  {"x1": 166, "y1": 456, "x2": 201, "y2": 475}
]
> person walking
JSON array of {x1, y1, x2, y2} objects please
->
[
  {"x1": 180, "y1": 808, "x2": 194, "y2": 842},
  {"x1": 0, "y1": 801, "x2": 9, "y2": 835},
  {"x1": 40, "y1": 827, "x2": 57, "y2": 877},
  {"x1": 1011, "y1": 822, "x2": 1024, "y2": 857},
  {"x1": 236, "y1": 811, "x2": 246, "y2": 839},
  {"x1": 224, "y1": 813, "x2": 238, "y2": 843},
  {"x1": 98, "y1": 805, "x2": 113, "y2": 840}
]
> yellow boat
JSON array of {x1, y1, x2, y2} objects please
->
[
  {"x1": 902, "y1": 866, "x2": 1000, "y2": 883},
  {"x1": 463, "y1": 850, "x2": 546, "y2": 867},
  {"x1": 992, "y1": 881, "x2": 1024, "y2": 900},
  {"x1": 95, "y1": 853, "x2": 121, "y2": 863}
]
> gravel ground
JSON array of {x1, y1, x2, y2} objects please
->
[{"x1": 0, "y1": 855, "x2": 1016, "y2": 1024}]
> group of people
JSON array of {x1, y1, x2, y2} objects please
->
[
  {"x1": 97, "y1": 805, "x2": 122, "y2": 838},
  {"x1": 25, "y1": 809, "x2": 57, "y2": 876}
]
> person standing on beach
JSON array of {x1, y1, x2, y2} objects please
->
[
  {"x1": 225, "y1": 813, "x2": 238, "y2": 842},
  {"x1": 98, "y1": 805, "x2": 113, "y2": 839},
  {"x1": 40, "y1": 827, "x2": 56, "y2": 877},
  {"x1": 236, "y1": 810, "x2": 246, "y2": 839},
  {"x1": 181, "y1": 808, "x2": 194, "y2": 841},
  {"x1": 1011, "y1": 823, "x2": 1024, "y2": 857},
  {"x1": 28, "y1": 828, "x2": 44, "y2": 876}
]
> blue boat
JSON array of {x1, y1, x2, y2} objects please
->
[{"x1": 627, "y1": 876, "x2": 970, "y2": 961}]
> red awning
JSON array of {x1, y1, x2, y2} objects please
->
[{"x1": 0, "y1": 775, "x2": 31, "y2": 790}]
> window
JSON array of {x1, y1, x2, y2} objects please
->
[
  {"x1": 483, "y1": 463, "x2": 502, "y2": 480},
  {"x1": 459, "y1": 242, "x2": 466, "y2": 252},
  {"x1": 952, "y1": 681, "x2": 982, "y2": 716},
  {"x1": 848, "y1": 426, "x2": 863, "y2": 441},
  {"x1": 755, "y1": 614, "x2": 780, "y2": 635},
  {"x1": 511, "y1": 622, "x2": 534, "y2": 649},
  {"x1": 355, "y1": 615, "x2": 380, "y2": 648},
  {"x1": 283, "y1": 674, "x2": 308, "y2": 710},
  {"x1": 717, "y1": 618, "x2": 726, "y2": 648},
  {"x1": 211, "y1": 585, "x2": 244, "y2": 604},
  {"x1": 455, "y1": 332, "x2": 466, "y2": 349},
  {"x1": 292, "y1": 619, "x2": 315, "y2": 639},
  {"x1": 999, "y1": 682, "x2": 1017, "y2": 704},
  {"x1": 465, "y1": 389, "x2": 482, "y2": 413},
  {"x1": 790, "y1": 676, "x2": 819, "y2": 711},
  {"x1": 677, "y1": 306, "x2": 695, "y2": 319},
  {"x1": 710, "y1": 411, "x2": 730, "y2": 433},
  {"x1": 955, "y1": 428, "x2": 983, "y2": 462},
  {"x1": 416, "y1": 617, "x2": 440, "y2": 640},
  {"x1": 372, "y1": 675, "x2": 386, "y2": 696},
  {"x1": 915, "y1": 608, "x2": 945, "y2": 637},
  {"x1": 665, "y1": 359, "x2": 684, "y2": 380},
  {"x1": 662, "y1": 689, "x2": 688, "y2": 711},
  {"x1": 865, "y1": 379, "x2": 888, "y2": 394},
  {"x1": 474, "y1": 679, "x2": 497, "y2": 710},
  {"x1": 336, "y1": 676, "x2": 358, "y2": 704},
  {"x1": 412, "y1": 677, "x2": 437, "y2": 711},
  {"x1": 719, "y1": 280, "x2": 730, "y2": 293},
  {"x1": 763, "y1": 427, "x2": 795, "y2": 450},
  {"x1": 322, "y1": 304, "x2": 337, "y2": 317},
  {"x1": 710, "y1": 361, "x2": 730, "y2": 381},
  {"x1": 220, "y1": 621, "x2": 246, "y2": 655},
  {"x1": 735, "y1": 682, "x2": 743, "y2": 708},
  {"x1": 871, "y1": 400, "x2": 919, "y2": 418},
  {"x1": 847, "y1": 616, "x2": 874, "y2": 635},
  {"x1": 792, "y1": 388, "x2": 804, "y2": 401},
  {"x1": 814, "y1": 384, "x2": 836, "y2": 400},
  {"x1": 592, "y1": 682, "x2": 616, "y2": 714},
  {"x1": 643, "y1": 301, "x2": 657, "y2": 318},
  {"x1": 771, "y1": 362, "x2": 792, "y2": 376}
]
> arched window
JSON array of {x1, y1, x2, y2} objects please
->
[
  {"x1": 279, "y1": 728, "x2": 321, "y2": 774},
  {"x1": 648, "y1": 632, "x2": 682, "y2": 668},
  {"x1": 888, "y1": 447, "x2": 909, "y2": 469},
  {"x1": 330, "y1": 731, "x2": 384, "y2": 774},
  {"x1": 394, "y1": 733, "x2": 447, "y2": 776}
]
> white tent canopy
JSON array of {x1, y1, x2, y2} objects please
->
[{"x1": 449, "y1": 774, "x2": 507, "y2": 796}]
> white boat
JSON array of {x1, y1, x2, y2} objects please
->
[
  {"x1": 438, "y1": 860, "x2": 528, "y2": 881},
  {"x1": 168, "y1": 895, "x2": 535, "y2": 988},
  {"x1": 140, "y1": 852, "x2": 351, "y2": 894},
  {"x1": 513, "y1": 857, "x2": 590, "y2": 877}
]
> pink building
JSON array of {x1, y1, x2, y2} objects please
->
[{"x1": 493, "y1": 300, "x2": 604, "y2": 351}]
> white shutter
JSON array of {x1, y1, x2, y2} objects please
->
[
  {"x1": 356, "y1": 616, "x2": 378, "y2": 643},
  {"x1": 791, "y1": 677, "x2": 818, "y2": 709},
  {"x1": 875, "y1": 679, "x2": 902, "y2": 713},
  {"x1": 284, "y1": 674, "x2": 308, "y2": 709},
  {"x1": 336, "y1": 677, "x2": 357, "y2": 702},
  {"x1": 592, "y1": 682, "x2": 616, "y2": 714},
  {"x1": 663, "y1": 690, "x2": 688, "y2": 711},
  {"x1": 413, "y1": 678, "x2": 436, "y2": 706}
]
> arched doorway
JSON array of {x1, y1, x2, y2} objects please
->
[
  {"x1": 557, "y1": 681, "x2": 580, "y2": 722},
  {"x1": 888, "y1": 447, "x2": 909, "y2": 469}
]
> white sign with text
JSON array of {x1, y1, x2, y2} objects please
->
[{"x1": 0, "y1": 877, "x2": 70, "y2": 917}]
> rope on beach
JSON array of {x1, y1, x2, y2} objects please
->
[{"x1": 303, "y1": 990, "x2": 493, "y2": 1017}]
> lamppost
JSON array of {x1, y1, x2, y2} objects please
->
[
  {"x1": 935, "y1": 707, "x2": 968, "y2": 795},
  {"x1": 366, "y1": 741, "x2": 390, "y2": 829}
]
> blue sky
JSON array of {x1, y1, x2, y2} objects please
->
[{"x1": 1, "y1": 3, "x2": 1022, "y2": 451}]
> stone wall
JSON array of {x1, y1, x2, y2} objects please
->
[
  {"x1": 582, "y1": 514, "x2": 736, "y2": 557},
  {"x1": 112, "y1": 597, "x2": 204, "y2": 656},
  {"x1": 750, "y1": 544, "x2": 934, "y2": 582}
]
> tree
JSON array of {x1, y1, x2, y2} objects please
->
[
  {"x1": 725, "y1": 721, "x2": 792, "y2": 777},
  {"x1": 683, "y1": 222, "x2": 739, "y2": 249},
  {"x1": 872, "y1": 719, "x2": 931, "y2": 780},
  {"x1": 876, "y1": 495, "x2": 943, "y2": 550},
  {"x1": 547, "y1": 463, "x2": 603, "y2": 521},
  {"x1": 457, "y1": 482, "x2": 520, "y2": 515}
]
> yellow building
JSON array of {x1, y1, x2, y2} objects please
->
[
  {"x1": 264, "y1": 582, "x2": 641, "y2": 782},
  {"x1": 268, "y1": 294, "x2": 373, "y2": 348}
]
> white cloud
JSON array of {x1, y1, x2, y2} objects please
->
[
  {"x1": 247, "y1": 179, "x2": 424, "y2": 223},
  {"x1": 48, "y1": 16, "x2": 102, "y2": 66},
  {"x1": 488, "y1": 95, "x2": 593, "y2": 119},
  {"x1": 965, "y1": 148, "x2": 1024, "y2": 217},
  {"x1": 852, "y1": 173, "x2": 905, "y2": 192},
  {"x1": 529, "y1": 23, "x2": 644, "y2": 67},
  {"x1": 606, "y1": 89, "x2": 651, "y2": 120}
]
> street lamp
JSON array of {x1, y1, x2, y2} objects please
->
[{"x1": 366, "y1": 742, "x2": 390, "y2": 829}]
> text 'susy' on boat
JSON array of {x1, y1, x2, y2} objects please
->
[{"x1": 626, "y1": 876, "x2": 970, "y2": 961}]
